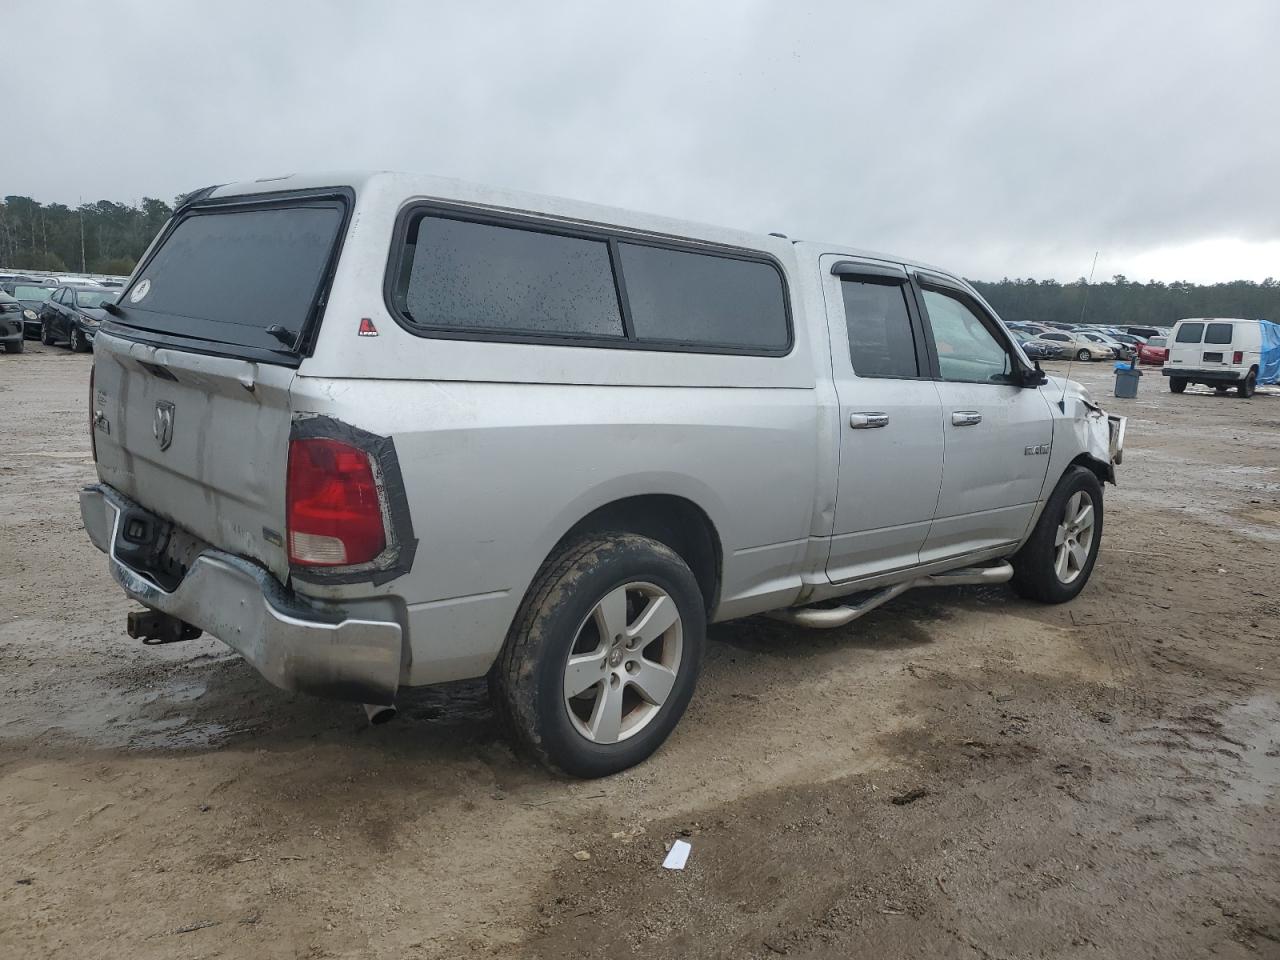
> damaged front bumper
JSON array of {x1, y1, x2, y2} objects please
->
[{"x1": 80, "y1": 483, "x2": 403, "y2": 705}]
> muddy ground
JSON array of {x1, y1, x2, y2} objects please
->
[{"x1": 1, "y1": 342, "x2": 1277, "y2": 959}]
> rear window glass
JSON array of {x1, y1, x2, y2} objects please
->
[
  {"x1": 1175, "y1": 322, "x2": 1205, "y2": 343},
  {"x1": 1205, "y1": 322, "x2": 1234, "y2": 344},
  {"x1": 13, "y1": 285, "x2": 53, "y2": 301},
  {"x1": 394, "y1": 216, "x2": 623, "y2": 338},
  {"x1": 1148, "y1": 337, "x2": 1166, "y2": 346},
  {"x1": 117, "y1": 199, "x2": 346, "y2": 355},
  {"x1": 618, "y1": 243, "x2": 788, "y2": 350}
]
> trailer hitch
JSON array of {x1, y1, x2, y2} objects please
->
[{"x1": 127, "y1": 609, "x2": 202, "y2": 645}]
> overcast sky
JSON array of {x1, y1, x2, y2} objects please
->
[{"x1": 4, "y1": 1, "x2": 1277, "y2": 283}]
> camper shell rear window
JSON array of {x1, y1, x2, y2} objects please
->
[{"x1": 108, "y1": 189, "x2": 352, "y2": 365}]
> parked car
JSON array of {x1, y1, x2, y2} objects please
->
[
  {"x1": 79, "y1": 172, "x2": 1125, "y2": 777},
  {"x1": 1164, "y1": 318, "x2": 1280, "y2": 397},
  {"x1": 0, "y1": 281, "x2": 56, "y2": 338},
  {"x1": 1126, "y1": 326, "x2": 1169, "y2": 339},
  {"x1": 1137, "y1": 335, "x2": 1169, "y2": 365},
  {"x1": 37, "y1": 284, "x2": 117, "y2": 351},
  {"x1": 1010, "y1": 328, "x2": 1066, "y2": 360},
  {"x1": 48, "y1": 275, "x2": 102, "y2": 286},
  {"x1": 1036, "y1": 330, "x2": 1114, "y2": 361},
  {"x1": 1084, "y1": 332, "x2": 1131, "y2": 361},
  {"x1": 0, "y1": 291, "x2": 24, "y2": 353}
]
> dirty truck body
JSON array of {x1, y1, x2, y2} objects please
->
[{"x1": 80, "y1": 172, "x2": 1123, "y2": 776}]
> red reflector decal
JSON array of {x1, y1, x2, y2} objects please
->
[{"x1": 358, "y1": 318, "x2": 379, "y2": 337}]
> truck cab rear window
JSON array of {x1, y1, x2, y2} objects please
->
[
  {"x1": 116, "y1": 199, "x2": 346, "y2": 357},
  {"x1": 389, "y1": 211, "x2": 790, "y2": 355}
]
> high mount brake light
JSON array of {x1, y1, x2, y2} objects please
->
[{"x1": 286, "y1": 437, "x2": 387, "y2": 567}]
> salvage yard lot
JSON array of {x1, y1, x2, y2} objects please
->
[{"x1": 1, "y1": 343, "x2": 1277, "y2": 958}]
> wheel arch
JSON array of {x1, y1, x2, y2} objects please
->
[{"x1": 551, "y1": 494, "x2": 723, "y2": 617}]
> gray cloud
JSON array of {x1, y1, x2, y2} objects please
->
[{"x1": 3, "y1": 0, "x2": 1276, "y2": 281}]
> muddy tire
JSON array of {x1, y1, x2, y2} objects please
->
[
  {"x1": 1011, "y1": 466, "x2": 1104, "y2": 604},
  {"x1": 490, "y1": 533, "x2": 705, "y2": 778},
  {"x1": 1238, "y1": 371, "x2": 1256, "y2": 399},
  {"x1": 1169, "y1": 377, "x2": 1187, "y2": 393}
]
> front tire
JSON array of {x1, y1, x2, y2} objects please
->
[
  {"x1": 1076, "y1": 348, "x2": 1092, "y2": 362},
  {"x1": 1011, "y1": 466, "x2": 1104, "y2": 604},
  {"x1": 3, "y1": 338, "x2": 21, "y2": 354},
  {"x1": 40, "y1": 321, "x2": 54, "y2": 346},
  {"x1": 491, "y1": 533, "x2": 706, "y2": 778},
  {"x1": 1169, "y1": 377, "x2": 1187, "y2": 393},
  {"x1": 69, "y1": 327, "x2": 88, "y2": 353}
]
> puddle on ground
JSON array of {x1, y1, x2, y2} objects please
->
[{"x1": 1221, "y1": 695, "x2": 1280, "y2": 808}]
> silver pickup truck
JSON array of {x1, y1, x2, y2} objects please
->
[{"x1": 80, "y1": 172, "x2": 1124, "y2": 777}]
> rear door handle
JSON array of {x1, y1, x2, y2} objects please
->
[
  {"x1": 849, "y1": 412, "x2": 889, "y2": 429},
  {"x1": 951, "y1": 411, "x2": 982, "y2": 426}
]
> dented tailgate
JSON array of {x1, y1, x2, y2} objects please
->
[{"x1": 91, "y1": 334, "x2": 295, "y2": 579}]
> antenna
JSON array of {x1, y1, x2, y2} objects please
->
[{"x1": 1058, "y1": 251, "x2": 1099, "y2": 411}]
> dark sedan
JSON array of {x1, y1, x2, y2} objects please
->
[
  {"x1": 38, "y1": 284, "x2": 118, "y2": 352},
  {"x1": 0, "y1": 292, "x2": 24, "y2": 353},
  {"x1": 2, "y1": 281, "x2": 58, "y2": 338}
]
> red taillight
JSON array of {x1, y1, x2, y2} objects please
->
[
  {"x1": 1233, "y1": 350, "x2": 1244, "y2": 364},
  {"x1": 89, "y1": 363, "x2": 97, "y2": 462},
  {"x1": 286, "y1": 437, "x2": 386, "y2": 567}
]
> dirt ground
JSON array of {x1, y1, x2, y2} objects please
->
[{"x1": 1, "y1": 341, "x2": 1277, "y2": 959}]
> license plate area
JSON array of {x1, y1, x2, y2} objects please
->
[{"x1": 1203, "y1": 351, "x2": 1223, "y2": 363}]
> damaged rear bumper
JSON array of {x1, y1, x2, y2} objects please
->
[{"x1": 80, "y1": 483, "x2": 403, "y2": 705}]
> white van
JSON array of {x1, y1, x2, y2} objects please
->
[{"x1": 1164, "y1": 318, "x2": 1279, "y2": 397}]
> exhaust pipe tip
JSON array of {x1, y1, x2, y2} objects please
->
[{"x1": 362, "y1": 703, "x2": 397, "y2": 725}]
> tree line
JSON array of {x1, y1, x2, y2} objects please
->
[
  {"x1": 0, "y1": 195, "x2": 174, "y2": 276},
  {"x1": 971, "y1": 275, "x2": 1280, "y2": 329}
]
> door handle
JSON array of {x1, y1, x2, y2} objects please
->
[
  {"x1": 849, "y1": 412, "x2": 889, "y2": 429},
  {"x1": 951, "y1": 411, "x2": 982, "y2": 426}
]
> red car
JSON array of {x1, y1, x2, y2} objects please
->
[{"x1": 1138, "y1": 336, "x2": 1169, "y2": 365}]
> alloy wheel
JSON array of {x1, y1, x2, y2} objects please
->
[
  {"x1": 1054, "y1": 491, "x2": 1096, "y2": 584},
  {"x1": 562, "y1": 581, "x2": 683, "y2": 744}
]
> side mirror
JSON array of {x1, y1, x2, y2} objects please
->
[{"x1": 1020, "y1": 362, "x2": 1048, "y2": 387}]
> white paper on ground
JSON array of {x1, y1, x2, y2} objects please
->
[{"x1": 662, "y1": 839, "x2": 691, "y2": 870}]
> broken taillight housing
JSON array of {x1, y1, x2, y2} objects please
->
[
  {"x1": 89, "y1": 363, "x2": 97, "y2": 462},
  {"x1": 286, "y1": 437, "x2": 387, "y2": 566}
]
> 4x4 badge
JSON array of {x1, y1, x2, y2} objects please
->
[{"x1": 153, "y1": 400, "x2": 175, "y2": 451}]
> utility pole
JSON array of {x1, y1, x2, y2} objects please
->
[{"x1": 79, "y1": 198, "x2": 86, "y2": 272}]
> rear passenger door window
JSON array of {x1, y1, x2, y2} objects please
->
[{"x1": 837, "y1": 278, "x2": 920, "y2": 378}]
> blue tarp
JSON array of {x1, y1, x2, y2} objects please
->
[{"x1": 1260, "y1": 319, "x2": 1280, "y2": 385}]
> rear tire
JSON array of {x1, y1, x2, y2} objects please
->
[
  {"x1": 1169, "y1": 377, "x2": 1187, "y2": 393},
  {"x1": 1011, "y1": 466, "x2": 1104, "y2": 604},
  {"x1": 490, "y1": 533, "x2": 706, "y2": 778},
  {"x1": 3, "y1": 339, "x2": 21, "y2": 354},
  {"x1": 1239, "y1": 371, "x2": 1257, "y2": 398}
]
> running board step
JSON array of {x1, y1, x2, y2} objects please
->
[{"x1": 767, "y1": 562, "x2": 1014, "y2": 629}]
